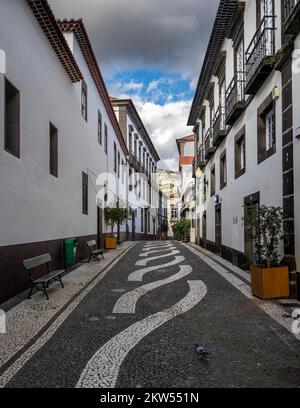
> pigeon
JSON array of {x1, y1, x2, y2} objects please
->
[{"x1": 195, "y1": 344, "x2": 208, "y2": 356}]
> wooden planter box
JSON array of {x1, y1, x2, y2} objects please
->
[
  {"x1": 105, "y1": 237, "x2": 117, "y2": 249},
  {"x1": 250, "y1": 265, "x2": 289, "y2": 300}
]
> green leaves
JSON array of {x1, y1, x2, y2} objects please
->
[
  {"x1": 104, "y1": 200, "x2": 131, "y2": 234},
  {"x1": 244, "y1": 204, "x2": 284, "y2": 268},
  {"x1": 172, "y1": 219, "x2": 191, "y2": 241}
]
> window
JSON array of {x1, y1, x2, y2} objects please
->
[
  {"x1": 220, "y1": 150, "x2": 227, "y2": 189},
  {"x1": 265, "y1": 110, "x2": 274, "y2": 151},
  {"x1": 82, "y1": 172, "x2": 88, "y2": 215},
  {"x1": 104, "y1": 124, "x2": 108, "y2": 154},
  {"x1": 121, "y1": 160, "x2": 124, "y2": 184},
  {"x1": 134, "y1": 137, "x2": 137, "y2": 155},
  {"x1": 129, "y1": 128, "x2": 132, "y2": 152},
  {"x1": 257, "y1": 93, "x2": 276, "y2": 164},
  {"x1": 129, "y1": 167, "x2": 133, "y2": 191},
  {"x1": 235, "y1": 126, "x2": 246, "y2": 179},
  {"x1": 49, "y1": 123, "x2": 58, "y2": 177},
  {"x1": 5, "y1": 78, "x2": 20, "y2": 158},
  {"x1": 141, "y1": 208, "x2": 144, "y2": 232},
  {"x1": 98, "y1": 111, "x2": 102, "y2": 145},
  {"x1": 113, "y1": 142, "x2": 117, "y2": 173},
  {"x1": 117, "y1": 151, "x2": 120, "y2": 178},
  {"x1": 210, "y1": 165, "x2": 216, "y2": 197},
  {"x1": 81, "y1": 80, "x2": 88, "y2": 121},
  {"x1": 171, "y1": 206, "x2": 178, "y2": 221}
]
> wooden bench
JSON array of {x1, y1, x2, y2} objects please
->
[
  {"x1": 23, "y1": 253, "x2": 65, "y2": 300},
  {"x1": 86, "y1": 240, "x2": 104, "y2": 263}
]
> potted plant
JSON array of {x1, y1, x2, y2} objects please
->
[
  {"x1": 104, "y1": 200, "x2": 131, "y2": 249},
  {"x1": 172, "y1": 219, "x2": 191, "y2": 242},
  {"x1": 244, "y1": 204, "x2": 289, "y2": 299},
  {"x1": 160, "y1": 223, "x2": 168, "y2": 240}
]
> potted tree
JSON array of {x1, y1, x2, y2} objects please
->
[
  {"x1": 104, "y1": 200, "x2": 131, "y2": 249},
  {"x1": 172, "y1": 219, "x2": 191, "y2": 242},
  {"x1": 245, "y1": 204, "x2": 289, "y2": 299}
]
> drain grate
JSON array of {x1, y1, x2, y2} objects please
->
[{"x1": 276, "y1": 367, "x2": 300, "y2": 385}]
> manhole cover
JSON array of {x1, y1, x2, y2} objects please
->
[
  {"x1": 276, "y1": 367, "x2": 300, "y2": 385},
  {"x1": 87, "y1": 316, "x2": 99, "y2": 322}
]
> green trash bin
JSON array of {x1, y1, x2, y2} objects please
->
[{"x1": 64, "y1": 238, "x2": 77, "y2": 266}]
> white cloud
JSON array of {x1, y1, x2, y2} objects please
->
[
  {"x1": 136, "y1": 100, "x2": 193, "y2": 171},
  {"x1": 123, "y1": 81, "x2": 144, "y2": 92}
]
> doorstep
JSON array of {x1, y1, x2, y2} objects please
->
[{"x1": 0, "y1": 241, "x2": 135, "y2": 370}]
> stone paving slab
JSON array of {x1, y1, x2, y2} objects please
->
[
  {"x1": 0, "y1": 242, "x2": 135, "y2": 370},
  {"x1": 2, "y1": 241, "x2": 300, "y2": 388}
]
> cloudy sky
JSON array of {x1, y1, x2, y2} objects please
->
[{"x1": 49, "y1": 0, "x2": 219, "y2": 170}]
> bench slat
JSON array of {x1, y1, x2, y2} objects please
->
[
  {"x1": 33, "y1": 269, "x2": 64, "y2": 284},
  {"x1": 23, "y1": 253, "x2": 52, "y2": 270}
]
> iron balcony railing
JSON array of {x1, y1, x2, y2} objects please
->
[
  {"x1": 197, "y1": 144, "x2": 205, "y2": 165},
  {"x1": 225, "y1": 71, "x2": 245, "y2": 118},
  {"x1": 283, "y1": 0, "x2": 299, "y2": 23},
  {"x1": 204, "y1": 128, "x2": 214, "y2": 157},
  {"x1": 245, "y1": 15, "x2": 276, "y2": 87},
  {"x1": 213, "y1": 106, "x2": 226, "y2": 135}
]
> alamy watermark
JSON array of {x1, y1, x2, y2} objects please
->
[
  {"x1": 0, "y1": 309, "x2": 6, "y2": 334},
  {"x1": 0, "y1": 49, "x2": 6, "y2": 74}
]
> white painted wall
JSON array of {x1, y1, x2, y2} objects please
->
[
  {"x1": 194, "y1": 0, "x2": 286, "y2": 262},
  {"x1": 0, "y1": 0, "x2": 127, "y2": 246}
]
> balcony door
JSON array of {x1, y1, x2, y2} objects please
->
[
  {"x1": 258, "y1": 0, "x2": 274, "y2": 55},
  {"x1": 236, "y1": 38, "x2": 245, "y2": 102}
]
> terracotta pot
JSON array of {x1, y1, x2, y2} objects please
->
[
  {"x1": 105, "y1": 237, "x2": 117, "y2": 249},
  {"x1": 250, "y1": 265, "x2": 289, "y2": 299}
]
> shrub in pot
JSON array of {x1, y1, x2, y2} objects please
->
[
  {"x1": 104, "y1": 200, "x2": 131, "y2": 249},
  {"x1": 244, "y1": 204, "x2": 289, "y2": 299},
  {"x1": 172, "y1": 219, "x2": 191, "y2": 242}
]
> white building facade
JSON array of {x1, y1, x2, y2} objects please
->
[
  {"x1": 188, "y1": 0, "x2": 300, "y2": 297},
  {"x1": 0, "y1": 0, "x2": 160, "y2": 303},
  {"x1": 111, "y1": 99, "x2": 161, "y2": 240}
]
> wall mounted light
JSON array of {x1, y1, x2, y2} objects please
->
[{"x1": 272, "y1": 86, "x2": 280, "y2": 100}]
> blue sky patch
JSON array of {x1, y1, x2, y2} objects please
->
[{"x1": 107, "y1": 69, "x2": 194, "y2": 105}]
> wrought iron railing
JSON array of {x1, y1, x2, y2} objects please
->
[
  {"x1": 213, "y1": 106, "x2": 226, "y2": 136},
  {"x1": 225, "y1": 71, "x2": 245, "y2": 118},
  {"x1": 283, "y1": 0, "x2": 299, "y2": 23},
  {"x1": 204, "y1": 128, "x2": 214, "y2": 155},
  {"x1": 245, "y1": 16, "x2": 276, "y2": 86}
]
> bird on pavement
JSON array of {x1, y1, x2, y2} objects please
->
[{"x1": 195, "y1": 344, "x2": 208, "y2": 356}]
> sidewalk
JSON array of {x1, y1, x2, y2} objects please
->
[
  {"x1": 187, "y1": 243, "x2": 300, "y2": 341},
  {"x1": 0, "y1": 242, "x2": 136, "y2": 371}
]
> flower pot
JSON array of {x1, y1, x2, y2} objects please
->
[
  {"x1": 250, "y1": 265, "x2": 289, "y2": 300},
  {"x1": 105, "y1": 236, "x2": 117, "y2": 249}
]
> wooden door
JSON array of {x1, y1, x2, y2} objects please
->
[{"x1": 215, "y1": 205, "x2": 222, "y2": 254}]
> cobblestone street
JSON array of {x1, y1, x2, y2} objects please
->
[{"x1": 1, "y1": 241, "x2": 300, "y2": 388}]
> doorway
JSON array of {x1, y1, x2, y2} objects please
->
[
  {"x1": 202, "y1": 212, "x2": 207, "y2": 248},
  {"x1": 97, "y1": 207, "x2": 103, "y2": 249},
  {"x1": 244, "y1": 192, "x2": 260, "y2": 266},
  {"x1": 215, "y1": 204, "x2": 222, "y2": 255},
  {"x1": 131, "y1": 212, "x2": 136, "y2": 241}
]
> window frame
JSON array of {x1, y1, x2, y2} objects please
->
[
  {"x1": 235, "y1": 125, "x2": 246, "y2": 179},
  {"x1": 81, "y1": 79, "x2": 88, "y2": 122},
  {"x1": 257, "y1": 93, "x2": 276, "y2": 164},
  {"x1": 98, "y1": 110, "x2": 102, "y2": 145},
  {"x1": 4, "y1": 78, "x2": 20, "y2": 158},
  {"x1": 49, "y1": 122, "x2": 58, "y2": 178},
  {"x1": 82, "y1": 171, "x2": 88, "y2": 215}
]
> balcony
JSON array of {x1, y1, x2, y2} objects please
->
[
  {"x1": 283, "y1": 0, "x2": 300, "y2": 35},
  {"x1": 129, "y1": 151, "x2": 142, "y2": 172},
  {"x1": 225, "y1": 72, "x2": 246, "y2": 126},
  {"x1": 204, "y1": 128, "x2": 216, "y2": 160},
  {"x1": 213, "y1": 107, "x2": 227, "y2": 147},
  {"x1": 245, "y1": 16, "x2": 276, "y2": 95},
  {"x1": 192, "y1": 143, "x2": 207, "y2": 178}
]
